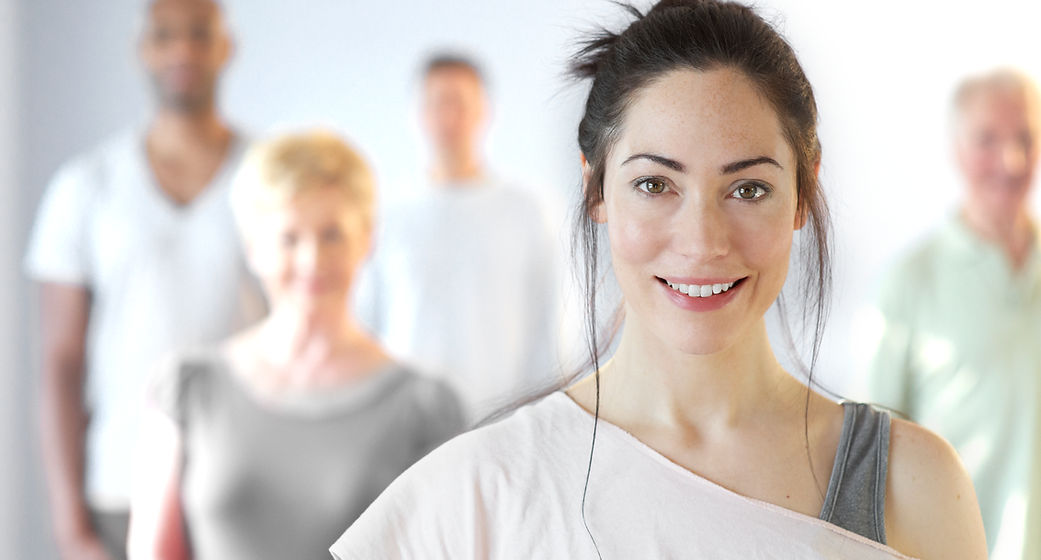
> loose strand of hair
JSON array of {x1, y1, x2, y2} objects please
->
[
  {"x1": 580, "y1": 365, "x2": 604, "y2": 559},
  {"x1": 578, "y1": 207, "x2": 604, "y2": 558},
  {"x1": 801, "y1": 188, "x2": 835, "y2": 501}
]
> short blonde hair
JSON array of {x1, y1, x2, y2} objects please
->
[{"x1": 230, "y1": 130, "x2": 375, "y2": 234}]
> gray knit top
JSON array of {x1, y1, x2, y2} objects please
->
[{"x1": 152, "y1": 349, "x2": 465, "y2": 560}]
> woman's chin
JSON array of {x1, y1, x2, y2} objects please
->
[{"x1": 657, "y1": 327, "x2": 739, "y2": 357}]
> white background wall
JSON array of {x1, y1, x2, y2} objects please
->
[{"x1": 10, "y1": 0, "x2": 1041, "y2": 556}]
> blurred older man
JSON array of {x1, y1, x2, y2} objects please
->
[
  {"x1": 24, "y1": 1, "x2": 262, "y2": 558},
  {"x1": 867, "y1": 68, "x2": 1041, "y2": 560}
]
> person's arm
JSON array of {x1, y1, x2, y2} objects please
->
[
  {"x1": 38, "y1": 282, "x2": 110, "y2": 560},
  {"x1": 127, "y1": 408, "x2": 190, "y2": 560},
  {"x1": 884, "y1": 418, "x2": 988, "y2": 559}
]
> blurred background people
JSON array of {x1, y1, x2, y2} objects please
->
[
  {"x1": 127, "y1": 131, "x2": 463, "y2": 560},
  {"x1": 22, "y1": 1, "x2": 264, "y2": 558},
  {"x1": 355, "y1": 54, "x2": 562, "y2": 422},
  {"x1": 865, "y1": 68, "x2": 1041, "y2": 560},
  {"x1": 11, "y1": 1, "x2": 1041, "y2": 558}
]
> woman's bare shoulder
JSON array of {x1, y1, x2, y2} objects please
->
[{"x1": 884, "y1": 417, "x2": 987, "y2": 559}]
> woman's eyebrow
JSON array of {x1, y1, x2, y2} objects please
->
[
  {"x1": 620, "y1": 154, "x2": 782, "y2": 175},
  {"x1": 620, "y1": 153, "x2": 685, "y2": 172},
  {"x1": 721, "y1": 156, "x2": 782, "y2": 174}
]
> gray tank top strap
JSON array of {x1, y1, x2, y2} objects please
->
[{"x1": 818, "y1": 401, "x2": 891, "y2": 544}]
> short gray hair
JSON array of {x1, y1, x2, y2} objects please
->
[{"x1": 951, "y1": 67, "x2": 1041, "y2": 132}]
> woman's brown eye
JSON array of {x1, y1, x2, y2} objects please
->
[
  {"x1": 638, "y1": 179, "x2": 666, "y2": 194},
  {"x1": 734, "y1": 183, "x2": 764, "y2": 200}
]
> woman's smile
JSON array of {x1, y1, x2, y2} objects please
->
[{"x1": 657, "y1": 274, "x2": 747, "y2": 312}]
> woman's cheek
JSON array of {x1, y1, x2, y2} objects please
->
[
  {"x1": 736, "y1": 203, "x2": 794, "y2": 252},
  {"x1": 607, "y1": 213, "x2": 664, "y2": 266},
  {"x1": 732, "y1": 215, "x2": 793, "y2": 302}
]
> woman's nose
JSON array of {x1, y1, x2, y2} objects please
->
[{"x1": 673, "y1": 198, "x2": 729, "y2": 261}]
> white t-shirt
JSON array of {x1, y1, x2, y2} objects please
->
[
  {"x1": 330, "y1": 392, "x2": 916, "y2": 560},
  {"x1": 24, "y1": 128, "x2": 265, "y2": 509},
  {"x1": 355, "y1": 179, "x2": 562, "y2": 421}
]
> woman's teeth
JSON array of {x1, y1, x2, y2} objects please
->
[{"x1": 665, "y1": 279, "x2": 737, "y2": 298}]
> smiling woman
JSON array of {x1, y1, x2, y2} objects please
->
[{"x1": 327, "y1": 1, "x2": 987, "y2": 559}]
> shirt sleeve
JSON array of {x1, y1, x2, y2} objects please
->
[
  {"x1": 24, "y1": 160, "x2": 96, "y2": 284},
  {"x1": 146, "y1": 352, "x2": 201, "y2": 431}
]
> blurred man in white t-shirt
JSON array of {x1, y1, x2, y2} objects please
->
[
  {"x1": 356, "y1": 55, "x2": 563, "y2": 422},
  {"x1": 24, "y1": 1, "x2": 263, "y2": 558}
]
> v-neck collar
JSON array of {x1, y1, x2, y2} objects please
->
[{"x1": 132, "y1": 128, "x2": 244, "y2": 216}]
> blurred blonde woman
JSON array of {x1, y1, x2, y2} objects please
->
[{"x1": 128, "y1": 131, "x2": 464, "y2": 560}]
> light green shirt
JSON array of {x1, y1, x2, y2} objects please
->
[{"x1": 867, "y1": 215, "x2": 1041, "y2": 560}]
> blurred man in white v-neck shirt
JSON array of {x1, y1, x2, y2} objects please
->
[{"x1": 24, "y1": 1, "x2": 263, "y2": 558}]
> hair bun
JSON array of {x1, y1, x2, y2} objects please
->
[
  {"x1": 569, "y1": 1, "x2": 715, "y2": 80},
  {"x1": 568, "y1": 3, "x2": 646, "y2": 80},
  {"x1": 569, "y1": 30, "x2": 619, "y2": 80}
]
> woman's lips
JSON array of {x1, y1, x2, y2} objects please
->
[{"x1": 657, "y1": 276, "x2": 747, "y2": 311}]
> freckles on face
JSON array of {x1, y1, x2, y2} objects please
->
[{"x1": 599, "y1": 67, "x2": 800, "y2": 354}]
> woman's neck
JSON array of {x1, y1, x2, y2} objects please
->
[
  {"x1": 258, "y1": 304, "x2": 359, "y2": 368},
  {"x1": 225, "y1": 301, "x2": 390, "y2": 395},
  {"x1": 574, "y1": 315, "x2": 803, "y2": 436}
]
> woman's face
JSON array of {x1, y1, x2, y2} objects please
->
[
  {"x1": 247, "y1": 185, "x2": 371, "y2": 313},
  {"x1": 592, "y1": 67, "x2": 803, "y2": 356}
]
